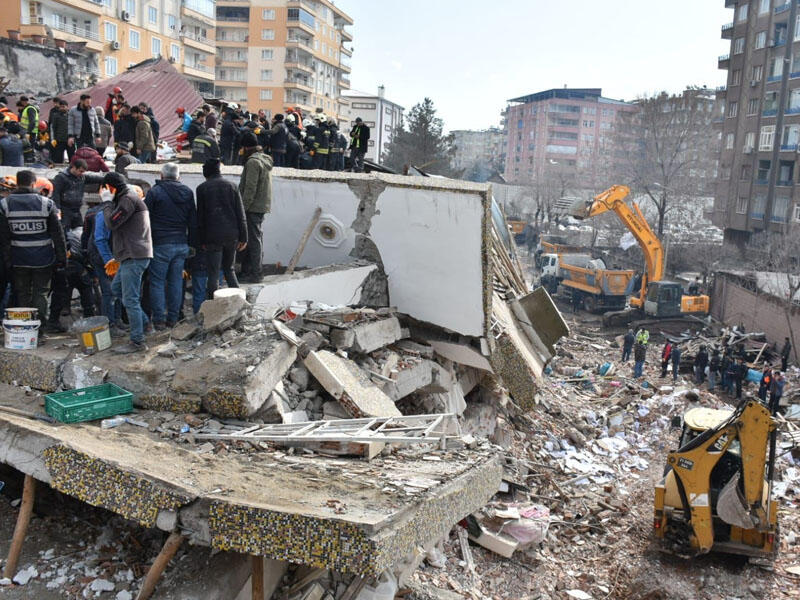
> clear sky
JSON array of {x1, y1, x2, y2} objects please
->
[{"x1": 333, "y1": 0, "x2": 732, "y2": 131}]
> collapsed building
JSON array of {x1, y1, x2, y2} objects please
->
[{"x1": 0, "y1": 167, "x2": 568, "y2": 598}]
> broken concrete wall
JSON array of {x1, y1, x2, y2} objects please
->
[
  {"x1": 127, "y1": 166, "x2": 491, "y2": 337},
  {"x1": 0, "y1": 37, "x2": 97, "y2": 97}
]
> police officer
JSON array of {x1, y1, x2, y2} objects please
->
[{"x1": 0, "y1": 169, "x2": 67, "y2": 325}]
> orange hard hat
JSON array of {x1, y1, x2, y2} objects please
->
[
  {"x1": 38, "y1": 120, "x2": 47, "y2": 131},
  {"x1": 113, "y1": 86, "x2": 122, "y2": 94},
  {"x1": 176, "y1": 107, "x2": 185, "y2": 114},
  {"x1": 0, "y1": 175, "x2": 16, "y2": 190},
  {"x1": 33, "y1": 177, "x2": 53, "y2": 197}
]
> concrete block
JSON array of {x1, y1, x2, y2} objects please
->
[
  {"x1": 283, "y1": 410, "x2": 309, "y2": 424},
  {"x1": 198, "y1": 295, "x2": 248, "y2": 333},
  {"x1": 428, "y1": 340, "x2": 492, "y2": 372},
  {"x1": 383, "y1": 360, "x2": 434, "y2": 401},
  {"x1": 289, "y1": 365, "x2": 311, "y2": 390},
  {"x1": 61, "y1": 358, "x2": 107, "y2": 390},
  {"x1": 331, "y1": 317, "x2": 404, "y2": 354},
  {"x1": 322, "y1": 401, "x2": 350, "y2": 419},
  {"x1": 0, "y1": 346, "x2": 70, "y2": 392},
  {"x1": 304, "y1": 350, "x2": 401, "y2": 418}
]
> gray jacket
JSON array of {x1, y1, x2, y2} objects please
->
[
  {"x1": 67, "y1": 105, "x2": 100, "y2": 139},
  {"x1": 104, "y1": 186, "x2": 153, "y2": 262}
]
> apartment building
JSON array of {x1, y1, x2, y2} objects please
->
[
  {"x1": 0, "y1": 0, "x2": 216, "y2": 95},
  {"x1": 503, "y1": 88, "x2": 637, "y2": 185},
  {"x1": 451, "y1": 127, "x2": 506, "y2": 181},
  {"x1": 340, "y1": 86, "x2": 403, "y2": 164},
  {"x1": 214, "y1": 0, "x2": 353, "y2": 120},
  {"x1": 715, "y1": 0, "x2": 800, "y2": 244}
]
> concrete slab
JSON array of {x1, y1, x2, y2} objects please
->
[
  {"x1": 330, "y1": 317, "x2": 404, "y2": 354},
  {"x1": 428, "y1": 341, "x2": 493, "y2": 372},
  {"x1": 304, "y1": 350, "x2": 401, "y2": 419},
  {"x1": 0, "y1": 345, "x2": 71, "y2": 392},
  {"x1": 383, "y1": 360, "x2": 434, "y2": 402},
  {"x1": 0, "y1": 382, "x2": 502, "y2": 577}
]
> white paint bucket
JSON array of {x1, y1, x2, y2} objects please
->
[
  {"x1": 213, "y1": 287, "x2": 246, "y2": 300},
  {"x1": 3, "y1": 319, "x2": 40, "y2": 350}
]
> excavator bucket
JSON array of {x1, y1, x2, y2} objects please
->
[
  {"x1": 569, "y1": 198, "x2": 592, "y2": 220},
  {"x1": 717, "y1": 471, "x2": 757, "y2": 530}
]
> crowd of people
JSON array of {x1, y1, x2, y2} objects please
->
[
  {"x1": 621, "y1": 327, "x2": 790, "y2": 414},
  {"x1": 1, "y1": 88, "x2": 372, "y2": 173}
]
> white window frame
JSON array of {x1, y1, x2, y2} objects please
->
[
  {"x1": 734, "y1": 37, "x2": 745, "y2": 54},
  {"x1": 736, "y1": 196, "x2": 748, "y2": 214},
  {"x1": 744, "y1": 131, "x2": 755, "y2": 150},
  {"x1": 261, "y1": 28, "x2": 275, "y2": 40},
  {"x1": 773, "y1": 196, "x2": 790, "y2": 222},
  {"x1": 759, "y1": 0, "x2": 770, "y2": 14},
  {"x1": 262, "y1": 9, "x2": 275, "y2": 20},
  {"x1": 737, "y1": 3, "x2": 748, "y2": 22},
  {"x1": 104, "y1": 56, "x2": 117, "y2": 77},
  {"x1": 129, "y1": 29, "x2": 140, "y2": 50},
  {"x1": 732, "y1": 69, "x2": 742, "y2": 86},
  {"x1": 260, "y1": 69, "x2": 273, "y2": 81},
  {"x1": 261, "y1": 49, "x2": 273, "y2": 60},
  {"x1": 755, "y1": 31, "x2": 767, "y2": 49},
  {"x1": 125, "y1": 0, "x2": 135, "y2": 16},
  {"x1": 727, "y1": 101, "x2": 738, "y2": 118},
  {"x1": 726, "y1": 133, "x2": 735, "y2": 149},
  {"x1": 148, "y1": 6, "x2": 157, "y2": 24},
  {"x1": 170, "y1": 43, "x2": 180, "y2": 62},
  {"x1": 759, "y1": 125, "x2": 775, "y2": 150},
  {"x1": 748, "y1": 98, "x2": 759, "y2": 114},
  {"x1": 151, "y1": 36, "x2": 161, "y2": 58},
  {"x1": 794, "y1": 204, "x2": 800, "y2": 222},
  {"x1": 752, "y1": 64, "x2": 764, "y2": 81},
  {"x1": 260, "y1": 89, "x2": 273, "y2": 101},
  {"x1": 104, "y1": 21, "x2": 117, "y2": 42}
]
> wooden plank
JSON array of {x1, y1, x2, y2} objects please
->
[
  {"x1": 251, "y1": 555, "x2": 263, "y2": 600},
  {"x1": 286, "y1": 206, "x2": 322, "y2": 275},
  {"x1": 3, "y1": 474, "x2": 36, "y2": 579},
  {"x1": 135, "y1": 532, "x2": 184, "y2": 600}
]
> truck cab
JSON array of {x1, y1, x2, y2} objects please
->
[
  {"x1": 644, "y1": 281, "x2": 683, "y2": 317},
  {"x1": 539, "y1": 253, "x2": 560, "y2": 293}
]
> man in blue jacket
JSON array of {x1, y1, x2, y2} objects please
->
[{"x1": 144, "y1": 163, "x2": 196, "y2": 329}]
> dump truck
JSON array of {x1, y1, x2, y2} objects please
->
[
  {"x1": 654, "y1": 400, "x2": 779, "y2": 559},
  {"x1": 539, "y1": 252, "x2": 635, "y2": 312}
]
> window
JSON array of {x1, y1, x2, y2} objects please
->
[
  {"x1": 759, "y1": 125, "x2": 775, "y2": 150},
  {"x1": 794, "y1": 204, "x2": 800, "y2": 222},
  {"x1": 104, "y1": 21, "x2": 116, "y2": 41},
  {"x1": 549, "y1": 131, "x2": 578, "y2": 140},
  {"x1": 773, "y1": 195, "x2": 790, "y2": 221},
  {"x1": 755, "y1": 31, "x2": 767, "y2": 49},
  {"x1": 759, "y1": 0, "x2": 770, "y2": 14},
  {"x1": 260, "y1": 69, "x2": 273, "y2": 81},
  {"x1": 726, "y1": 133, "x2": 735, "y2": 149},
  {"x1": 104, "y1": 56, "x2": 117, "y2": 76},
  {"x1": 261, "y1": 29, "x2": 275, "y2": 40},
  {"x1": 170, "y1": 43, "x2": 180, "y2": 62},
  {"x1": 737, "y1": 3, "x2": 748, "y2": 21},
  {"x1": 151, "y1": 37, "x2": 161, "y2": 58},
  {"x1": 168, "y1": 15, "x2": 177, "y2": 30},
  {"x1": 752, "y1": 194, "x2": 766, "y2": 218},
  {"x1": 764, "y1": 91, "x2": 779, "y2": 112},
  {"x1": 260, "y1": 89, "x2": 273, "y2": 100},
  {"x1": 736, "y1": 196, "x2": 748, "y2": 214},
  {"x1": 262, "y1": 9, "x2": 275, "y2": 20},
  {"x1": 778, "y1": 161, "x2": 794, "y2": 185},
  {"x1": 148, "y1": 6, "x2": 157, "y2": 24},
  {"x1": 583, "y1": 120, "x2": 594, "y2": 127},
  {"x1": 352, "y1": 103, "x2": 376, "y2": 109},
  {"x1": 748, "y1": 98, "x2": 759, "y2": 114},
  {"x1": 734, "y1": 37, "x2": 745, "y2": 54},
  {"x1": 790, "y1": 88, "x2": 800, "y2": 111},
  {"x1": 261, "y1": 49, "x2": 273, "y2": 60},
  {"x1": 125, "y1": 0, "x2": 135, "y2": 16},
  {"x1": 732, "y1": 69, "x2": 742, "y2": 86},
  {"x1": 582, "y1": 107, "x2": 596, "y2": 115},
  {"x1": 774, "y1": 22, "x2": 788, "y2": 46},
  {"x1": 741, "y1": 164, "x2": 752, "y2": 180},
  {"x1": 770, "y1": 56, "x2": 783, "y2": 80},
  {"x1": 745, "y1": 131, "x2": 756, "y2": 150},
  {"x1": 727, "y1": 101, "x2": 738, "y2": 118},
  {"x1": 752, "y1": 64, "x2": 763, "y2": 81},
  {"x1": 796, "y1": 14, "x2": 800, "y2": 41},
  {"x1": 129, "y1": 29, "x2": 140, "y2": 49},
  {"x1": 783, "y1": 124, "x2": 800, "y2": 148},
  {"x1": 757, "y1": 159, "x2": 771, "y2": 181}
]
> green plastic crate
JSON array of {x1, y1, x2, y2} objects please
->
[{"x1": 45, "y1": 383, "x2": 134, "y2": 424}]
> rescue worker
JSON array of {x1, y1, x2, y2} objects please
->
[
  {"x1": 349, "y1": 117, "x2": 370, "y2": 172},
  {"x1": 16, "y1": 96, "x2": 39, "y2": 141},
  {"x1": 333, "y1": 126, "x2": 348, "y2": 171},
  {"x1": 191, "y1": 127, "x2": 220, "y2": 163},
  {"x1": 285, "y1": 113, "x2": 302, "y2": 169},
  {"x1": 175, "y1": 107, "x2": 192, "y2": 133},
  {"x1": 238, "y1": 131, "x2": 272, "y2": 283},
  {"x1": 104, "y1": 86, "x2": 125, "y2": 123},
  {"x1": 0, "y1": 125, "x2": 24, "y2": 167},
  {"x1": 35, "y1": 120, "x2": 51, "y2": 163},
  {"x1": 68, "y1": 94, "x2": 101, "y2": 150},
  {"x1": 708, "y1": 348, "x2": 721, "y2": 391},
  {"x1": 113, "y1": 103, "x2": 136, "y2": 149},
  {"x1": 758, "y1": 366, "x2": 773, "y2": 403},
  {"x1": 769, "y1": 371, "x2": 785, "y2": 414},
  {"x1": 660, "y1": 340, "x2": 672, "y2": 378},
  {"x1": 694, "y1": 345, "x2": 709, "y2": 384},
  {"x1": 186, "y1": 110, "x2": 206, "y2": 145},
  {"x1": 0, "y1": 169, "x2": 67, "y2": 328},
  {"x1": 219, "y1": 108, "x2": 238, "y2": 165}
]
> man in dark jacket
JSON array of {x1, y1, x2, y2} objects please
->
[
  {"x1": 781, "y1": 337, "x2": 792, "y2": 372},
  {"x1": 191, "y1": 128, "x2": 221, "y2": 163},
  {"x1": 52, "y1": 158, "x2": 105, "y2": 231},
  {"x1": 633, "y1": 342, "x2": 646, "y2": 378},
  {"x1": 139, "y1": 103, "x2": 160, "y2": 144},
  {"x1": 68, "y1": 94, "x2": 101, "y2": 149},
  {"x1": 187, "y1": 112, "x2": 205, "y2": 145},
  {"x1": 103, "y1": 171, "x2": 153, "y2": 353},
  {"x1": 47, "y1": 227, "x2": 95, "y2": 329},
  {"x1": 49, "y1": 100, "x2": 72, "y2": 163},
  {"x1": 238, "y1": 132, "x2": 273, "y2": 283},
  {"x1": 0, "y1": 169, "x2": 67, "y2": 323},
  {"x1": 269, "y1": 114, "x2": 288, "y2": 167},
  {"x1": 143, "y1": 163, "x2": 196, "y2": 329},
  {"x1": 196, "y1": 158, "x2": 247, "y2": 299},
  {"x1": 114, "y1": 142, "x2": 140, "y2": 175},
  {"x1": 349, "y1": 117, "x2": 370, "y2": 172},
  {"x1": 621, "y1": 329, "x2": 635, "y2": 363},
  {"x1": 219, "y1": 109, "x2": 238, "y2": 165},
  {"x1": 0, "y1": 125, "x2": 24, "y2": 167},
  {"x1": 671, "y1": 344, "x2": 682, "y2": 383},
  {"x1": 113, "y1": 104, "x2": 136, "y2": 148},
  {"x1": 708, "y1": 349, "x2": 721, "y2": 391},
  {"x1": 694, "y1": 345, "x2": 709, "y2": 384},
  {"x1": 660, "y1": 341, "x2": 672, "y2": 378}
]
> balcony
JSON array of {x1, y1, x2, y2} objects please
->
[
  {"x1": 337, "y1": 25, "x2": 353, "y2": 42},
  {"x1": 750, "y1": 211, "x2": 765, "y2": 220},
  {"x1": 715, "y1": 85, "x2": 727, "y2": 98},
  {"x1": 777, "y1": 178, "x2": 794, "y2": 185},
  {"x1": 781, "y1": 144, "x2": 799, "y2": 151},
  {"x1": 288, "y1": 0, "x2": 317, "y2": 13},
  {"x1": 215, "y1": 7, "x2": 249, "y2": 22},
  {"x1": 718, "y1": 54, "x2": 730, "y2": 69},
  {"x1": 775, "y1": 2, "x2": 790, "y2": 14},
  {"x1": 788, "y1": 106, "x2": 800, "y2": 114},
  {"x1": 180, "y1": 30, "x2": 215, "y2": 53},
  {"x1": 339, "y1": 62, "x2": 351, "y2": 74},
  {"x1": 340, "y1": 44, "x2": 352, "y2": 56},
  {"x1": 724, "y1": 0, "x2": 735, "y2": 6},
  {"x1": 339, "y1": 75, "x2": 350, "y2": 89},
  {"x1": 181, "y1": 0, "x2": 216, "y2": 26},
  {"x1": 767, "y1": 73, "x2": 784, "y2": 82},
  {"x1": 288, "y1": 21, "x2": 315, "y2": 37},
  {"x1": 51, "y1": 0, "x2": 103, "y2": 16},
  {"x1": 285, "y1": 78, "x2": 314, "y2": 93},
  {"x1": 183, "y1": 61, "x2": 214, "y2": 81},
  {"x1": 721, "y1": 22, "x2": 734, "y2": 39},
  {"x1": 286, "y1": 37, "x2": 313, "y2": 50},
  {"x1": 285, "y1": 60, "x2": 314, "y2": 74},
  {"x1": 763, "y1": 108, "x2": 778, "y2": 116}
]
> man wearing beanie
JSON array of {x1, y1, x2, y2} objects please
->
[
  {"x1": 237, "y1": 132, "x2": 272, "y2": 283},
  {"x1": 102, "y1": 171, "x2": 153, "y2": 353},
  {"x1": 196, "y1": 158, "x2": 248, "y2": 300}
]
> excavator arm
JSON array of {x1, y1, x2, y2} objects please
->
[{"x1": 571, "y1": 185, "x2": 665, "y2": 307}]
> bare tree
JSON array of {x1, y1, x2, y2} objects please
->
[{"x1": 613, "y1": 87, "x2": 717, "y2": 236}]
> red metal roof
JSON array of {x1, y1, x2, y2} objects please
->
[{"x1": 40, "y1": 58, "x2": 204, "y2": 146}]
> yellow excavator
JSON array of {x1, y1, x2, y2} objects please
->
[
  {"x1": 654, "y1": 400, "x2": 779, "y2": 559},
  {"x1": 571, "y1": 185, "x2": 710, "y2": 324}
]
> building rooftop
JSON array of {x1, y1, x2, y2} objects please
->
[
  {"x1": 341, "y1": 89, "x2": 404, "y2": 109},
  {"x1": 508, "y1": 88, "x2": 632, "y2": 106}
]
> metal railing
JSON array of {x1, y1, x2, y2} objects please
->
[
  {"x1": 184, "y1": 61, "x2": 212, "y2": 72},
  {"x1": 181, "y1": 30, "x2": 213, "y2": 45},
  {"x1": 288, "y1": 0, "x2": 317, "y2": 12},
  {"x1": 52, "y1": 21, "x2": 100, "y2": 42},
  {"x1": 287, "y1": 37, "x2": 313, "y2": 49},
  {"x1": 216, "y1": 15, "x2": 249, "y2": 22},
  {"x1": 718, "y1": 54, "x2": 730, "y2": 62}
]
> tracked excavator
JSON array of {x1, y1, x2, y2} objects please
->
[
  {"x1": 571, "y1": 185, "x2": 709, "y2": 326},
  {"x1": 654, "y1": 400, "x2": 780, "y2": 559}
]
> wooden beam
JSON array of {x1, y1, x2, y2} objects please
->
[
  {"x1": 3, "y1": 474, "x2": 36, "y2": 579},
  {"x1": 135, "y1": 532, "x2": 184, "y2": 600},
  {"x1": 286, "y1": 206, "x2": 322, "y2": 275},
  {"x1": 251, "y1": 555, "x2": 264, "y2": 600}
]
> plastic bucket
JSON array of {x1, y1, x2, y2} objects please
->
[
  {"x1": 3, "y1": 319, "x2": 40, "y2": 350},
  {"x1": 4, "y1": 307, "x2": 38, "y2": 321},
  {"x1": 213, "y1": 287, "x2": 246, "y2": 300},
  {"x1": 73, "y1": 316, "x2": 111, "y2": 355}
]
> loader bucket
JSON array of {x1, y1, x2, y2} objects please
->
[
  {"x1": 717, "y1": 472, "x2": 757, "y2": 530},
  {"x1": 569, "y1": 198, "x2": 592, "y2": 220}
]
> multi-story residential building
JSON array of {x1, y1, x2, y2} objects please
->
[
  {"x1": 341, "y1": 86, "x2": 403, "y2": 164},
  {"x1": 0, "y1": 0, "x2": 217, "y2": 95},
  {"x1": 214, "y1": 0, "x2": 352, "y2": 120},
  {"x1": 451, "y1": 128, "x2": 507, "y2": 181},
  {"x1": 714, "y1": 0, "x2": 800, "y2": 244},
  {"x1": 503, "y1": 88, "x2": 637, "y2": 185}
]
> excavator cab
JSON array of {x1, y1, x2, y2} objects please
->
[{"x1": 644, "y1": 281, "x2": 683, "y2": 318}]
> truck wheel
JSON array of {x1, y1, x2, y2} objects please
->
[{"x1": 583, "y1": 296, "x2": 597, "y2": 313}]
